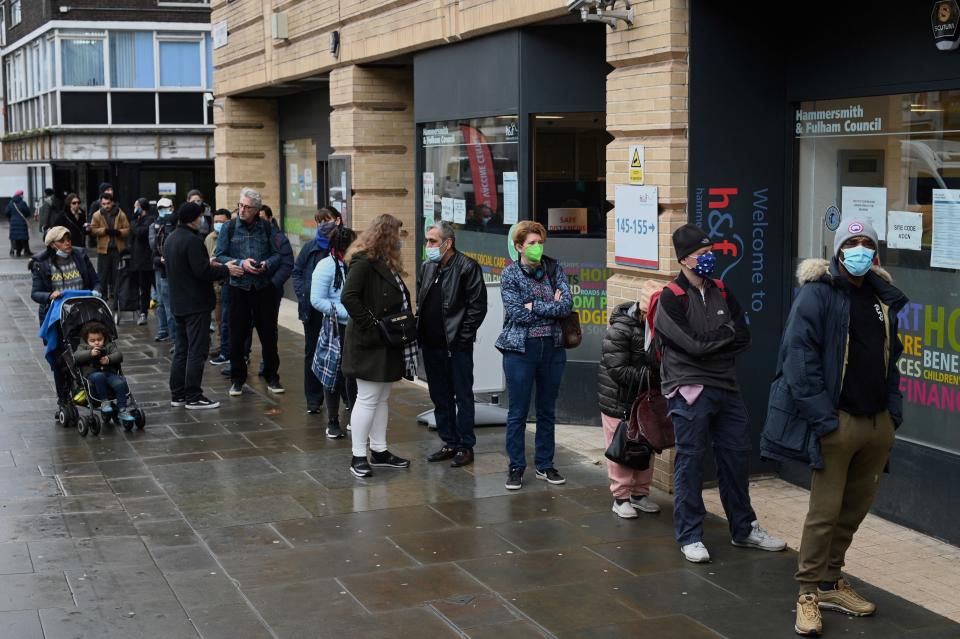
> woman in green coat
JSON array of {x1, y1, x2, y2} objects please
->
[{"x1": 340, "y1": 214, "x2": 416, "y2": 479}]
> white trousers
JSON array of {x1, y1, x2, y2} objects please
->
[{"x1": 351, "y1": 379, "x2": 393, "y2": 457}]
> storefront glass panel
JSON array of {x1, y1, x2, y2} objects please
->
[
  {"x1": 282, "y1": 138, "x2": 319, "y2": 252},
  {"x1": 796, "y1": 92, "x2": 960, "y2": 454}
]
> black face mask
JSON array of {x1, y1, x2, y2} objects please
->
[{"x1": 520, "y1": 263, "x2": 545, "y2": 281}]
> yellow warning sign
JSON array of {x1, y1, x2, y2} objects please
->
[{"x1": 629, "y1": 144, "x2": 644, "y2": 185}]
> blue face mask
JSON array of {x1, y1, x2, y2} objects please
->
[
  {"x1": 841, "y1": 246, "x2": 875, "y2": 276},
  {"x1": 213, "y1": 222, "x2": 224, "y2": 234},
  {"x1": 690, "y1": 251, "x2": 717, "y2": 277},
  {"x1": 426, "y1": 246, "x2": 442, "y2": 263},
  {"x1": 158, "y1": 208, "x2": 171, "y2": 218},
  {"x1": 55, "y1": 249, "x2": 70, "y2": 258}
]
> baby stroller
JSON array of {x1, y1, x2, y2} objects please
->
[{"x1": 53, "y1": 295, "x2": 146, "y2": 436}]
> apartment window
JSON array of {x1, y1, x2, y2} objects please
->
[
  {"x1": 62, "y1": 38, "x2": 105, "y2": 87},
  {"x1": 10, "y1": 0, "x2": 21, "y2": 28},
  {"x1": 110, "y1": 32, "x2": 155, "y2": 88},
  {"x1": 204, "y1": 33, "x2": 213, "y2": 89},
  {"x1": 159, "y1": 40, "x2": 201, "y2": 87}
]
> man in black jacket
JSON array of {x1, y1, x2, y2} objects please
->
[
  {"x1": 417, "y1": 221, "x2": 487, "y2": 467},
  {"x1": 163, "y1": 202, "x2": 234, "y2": 410},
  {"x1": 654, "y1": 224, "x2": 785, "y2": 564}
]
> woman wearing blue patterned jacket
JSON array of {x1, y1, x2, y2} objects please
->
[{"x1": 495, "y1": 221, "x2": 573, "y2": 491}]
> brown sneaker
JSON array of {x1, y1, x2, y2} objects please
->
[
  {"x1": 817, "y1": 578, "x2": 876, "y2": 617},
  {"x1": 795, "y1": 593, "x2": 823, "y2": 636}
]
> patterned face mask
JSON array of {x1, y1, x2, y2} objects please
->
[{"x1": 690, "y1": 251, "x2": 717, "y2": 277}]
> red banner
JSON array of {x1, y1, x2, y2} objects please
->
[{"x1": 460, "y1": 124, "x2": 498, "y2": 213}]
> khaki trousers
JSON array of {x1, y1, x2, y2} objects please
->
[{"x1": 796, "y1": 410, "x2": 895, "y2": 592}]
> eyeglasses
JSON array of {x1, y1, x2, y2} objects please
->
[
  {"x1": 70, "y1": 201, "x2": 80, "y2": 205},
  {"x1": 238, "y1": 203, "x2": 258, "y2": 212}
]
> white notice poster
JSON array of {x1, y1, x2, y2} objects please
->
[
  {"x1": 422, "y1": 173, "x2": 435, "y2": 223},
  {"x1": 503, "y1": 172, "x2": 519, "y2": 225},
  {"x1": 931, "y1": 189, "x2": 960, "y2": 269},
  {"x1": 303, "y1": 169, "x2": 313, "y2": 188},
  {"x1": 614, "y1": 185, "x2": 659, "y2": 269},
  {"x1": 453, "y1": 199, "x2": 467, "y2": 224},
  {"x1": 289, "y1": 164, "x2": 299, "y2": 186},
  {"x1": 887, "y1": 211, "x2": 922, "y2": 251},
  {"x1": 441, "y1": 197, "x2": 454, "y2": 222},
  {"x1": 841, "y1": 186, "x2": 887, "y2": 240}
]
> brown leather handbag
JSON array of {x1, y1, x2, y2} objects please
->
[
  {"x1": 547, "y1": 261, "x2": 581, "y2": 349},
  {"x1": 630, "y1": 368, "x2": 675, "y2": 453}
]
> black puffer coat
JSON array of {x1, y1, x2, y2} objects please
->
[{"x1": 597, "y1": 302, "x2": 657, "y2": 419}]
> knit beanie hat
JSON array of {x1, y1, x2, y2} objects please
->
[
  {"x1": 833, "y1": 220, "x2": 879, "y2": 257},
  {"x1": 672, "y1": 224, "x2": 712, "y2": 260}
]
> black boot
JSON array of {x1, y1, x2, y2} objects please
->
[{"x1": 326, "y1": 417, "x2": 344, "y2": 440}]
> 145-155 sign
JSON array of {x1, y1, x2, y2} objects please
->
[{"x1": 614, "y1": 185, "x2": 659, "y2": 269}]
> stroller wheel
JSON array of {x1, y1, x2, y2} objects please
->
[
  {"x1": 56, "y1": 408, "x2": 67, "y2": 427},
  {"x1": 78, "y1": 415, "x2": 90, "y2": 437},
  {"x1": 90, "y1": 414, "x2": 102, "y2": 436},
  {"x1": 66, "y1": 404, "x2": 80, "y2": 427},
  {"x1": 133, "y1": 410, "x2": 146, "y2": 430}
]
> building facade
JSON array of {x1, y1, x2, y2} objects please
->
[
  {"x1": 212, "y1": 0, "x2": 959, "y2": 545},
  {"x1": 0, "y1": 0, "x2": 214, "y2": 211}
]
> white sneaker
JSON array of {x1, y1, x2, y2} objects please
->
[
  {"x1": 629, "y1": 495, "x2": 661, "y2": 513},
  {"x1": 731, "y1": 520, "x2": 787, "y2": 552},
  {"x1": 680, "y1": 542, "x2": 711, "y2": 563},
  {"x1": 612, "y1": 500, "x2": 638, "y2": 519}
]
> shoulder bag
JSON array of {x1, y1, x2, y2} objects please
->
[
  {"x1": 604, "y1": 374, "x2": 652, "y2": 470},
  {"x1": 629, "y1": 368, "x2": 675, "y2": 453},
  {"x1": 366, "y1": 272, "x2": 416, "y2": 348},
  {"x1": 547, "y1": 261, "x2": 582, "y2": 349}
]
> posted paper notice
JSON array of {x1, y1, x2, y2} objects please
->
[
  {"x1": 423, "y1": 173, "x2": 435, "y2": 223},
  {"x1": 932, "y1": 189, "x2": 960, "y2": 269},
  {"x1": 841, "y1": 186, "x2": 887, "y2": 240},
  {"x1": 441, "y1": 197, "x2": 454, "y2": 222},
  {"x1": 453, "y1": 199, "x2": 467, "y2": 224},
  {"x1": 887, "y1": 211, "x2": 922, "y2": 251},
  {"x1": 503, "y1": 172, "x2": 519, "y2": 225}
]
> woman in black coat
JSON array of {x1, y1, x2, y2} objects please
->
[
  {"x1": 50, "y1": 194, "x2": 87, "y2": 247},
  {"x1": 597, "y1": 300, "x2": 661, "y2": 519},
  {"x1": 340, "y1": 213, "x2": 414, "y2": 479},
  {"x1": 128, "y1": 198, "x2": 155, "y2": 324}
]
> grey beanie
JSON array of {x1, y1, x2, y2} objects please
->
[{"x1": 833, "y1": 220, "x2": 879, "y2": 257}]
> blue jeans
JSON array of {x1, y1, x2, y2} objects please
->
[
  {"x1": 502, "y1": 337, "x2": 566, "y2": 472},
  {"x1": 154, "y1": 272, "x2": 169, "y2": 336},
  {"x1": 155, "y1": 273, "x2": 176, "y2": 341},
  {"x1": 423, "y1": 345, "x2": 476, "y2": 450},
  {"x1": 668, "y1": 386, "x2": 757, "y2": 546},
  {"x1": 88, "y1": 372, "x2": 129, "y2": 410}
]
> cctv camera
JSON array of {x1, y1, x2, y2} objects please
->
[
  {"x1": 203, "y1": 92, "x2": 214, "y2": 106},
  {"x1": 566, "y1": 0, "x2": 592, "y2": 11}
]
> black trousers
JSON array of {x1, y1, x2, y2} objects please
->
[
  {"x1": 323, "y1": 322, "x2": 357, "y2": 424},
  {"x1": 135, "y1": 270, "x2": 153, "y2": 314},
  {"x1": 11, "y1": 239, "x2": 30, "y2": 256},
  {"x1": 169, "y1": 312, "x2": 210, "y2": 402},
  {"x1": 303, "y1": 310, "x2": 325, "y2": 410},
  {"x1": 229, "y1": 286, "x2": 279, "y2": 384},
  {"x1": 97, "y1": 250, "x2": 120, "y2": 300}
]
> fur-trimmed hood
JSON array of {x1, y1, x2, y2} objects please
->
[{"x1": 796, "y1": 257, "x2": 893, "y2": 286}]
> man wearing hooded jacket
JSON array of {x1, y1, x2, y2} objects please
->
[{"x1": 760, "y1": 220, "x2": 908, "y2": 636}]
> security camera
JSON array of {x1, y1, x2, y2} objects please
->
[
  {"x1": 569, "y1": 0, "x2": 634, "y2": 29},
  {"x1": 566, "y1": 0, "x2": 591, "y2": 10},
  {"x1": 203, "y1": 92, "x2": 214, "y2": 106}
]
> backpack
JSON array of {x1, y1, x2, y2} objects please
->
[{"x1": 645, "y1": 278, "x2": 726, "y2": 363}]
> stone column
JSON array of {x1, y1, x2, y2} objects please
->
[
  {"x1": 605, "y1": 1, "x2": 690, "y2": 493},
  {"x1": 214, "y1": 97, "x2": 280, "y2": 213},
  {"x1": 329, "y1": 65, "x2": 416, "y2": 293}
]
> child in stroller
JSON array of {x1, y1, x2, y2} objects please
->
[{"x1": 74, "y1": 321, "x2": 136, "y2": 424}]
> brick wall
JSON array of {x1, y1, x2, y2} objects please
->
[
  {"x1": 213, "y1": 97, "x2": 280, "y2": 215},
  {"x1": 605, "y1": 0, "x2": 690, "y2": 493}
]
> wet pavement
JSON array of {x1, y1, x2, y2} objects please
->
[{"x1": 0, "y1": 257, "x2": 958, "y2": 638}]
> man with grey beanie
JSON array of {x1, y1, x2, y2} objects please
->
[{"x1": 761, "y1": 220, "x2": 908, "y2": 636}]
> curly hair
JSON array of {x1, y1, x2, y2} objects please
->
[
  {"x1": 344, "y1": 214, "x2": 405, "y2": 275},
  {"x1": 81, "y1": 321, "x2": 109, "y2": 342}
]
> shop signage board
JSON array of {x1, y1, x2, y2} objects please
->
[
  {"x1": 614, "y1": 185, "x2": 659, "y2": 269},
  {"x1": 887, "y1": 211, "x2": 923, "y2": 250},
  {"x1": 629, "y1": 145, "x2": 645, "y2": 185},
  {"x1": 841, "y1": 186, "x2": 887, "y2": 240},
  {"x1": 931, "y1": 189, "x2": 960, "y2": 268},
  {"x1": 932, "y1": 0, "x2": 960, "y2": 51},
  {"x1": 158, "y1": 182, "x2": 176, "y2": 195}
]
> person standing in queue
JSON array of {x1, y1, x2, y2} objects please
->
[
  {"x1": 254, "y1": 204, "x2": 293, "y2": 386},
  {"x1": 149, "y1": 197, "x2": 177, "y2": 344},
  {"x1": 129, "y1": 198, "x2": 155, "y2": 326},
  {"x1": 293, "y1": 208, "x2": 341, "y2": 414},
  {"x1": 654, "y1": 224, "x2": 785, "y2": 564},
  {"x1": 496, "y1": 221, "x2": 572, "y2": 491},
  {"x1": 164, "y1": 202, "x2": 231, "y2": 410},
  {"x1": 89, "y1": 192, "x2": 130, "y2": 302},
  {"x1": 214, "y1": 187, "x2": 283, "y2": 396},
  {"x1": 760, "y1": 221, "x2": 907, "y2": 636},
  {"x1": 310, "y1": 226, "x2": 358, "y2": 438},
  {"x1": 340, "y1": 214, "x2": 414, "y2": 479},
  {"x1": 418, "y1": 221, "x2": 487, "y2": 468},
  {"x1": 51, "y1": 194, "x2": 87, "y2": 247}
]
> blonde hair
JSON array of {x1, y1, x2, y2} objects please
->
[
  {"x1": 345, "y1": 214, "x2": 405, "y2": 275},
  {"x1": 512, "y1": 220, "x2": 547, "y2": 249}
]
